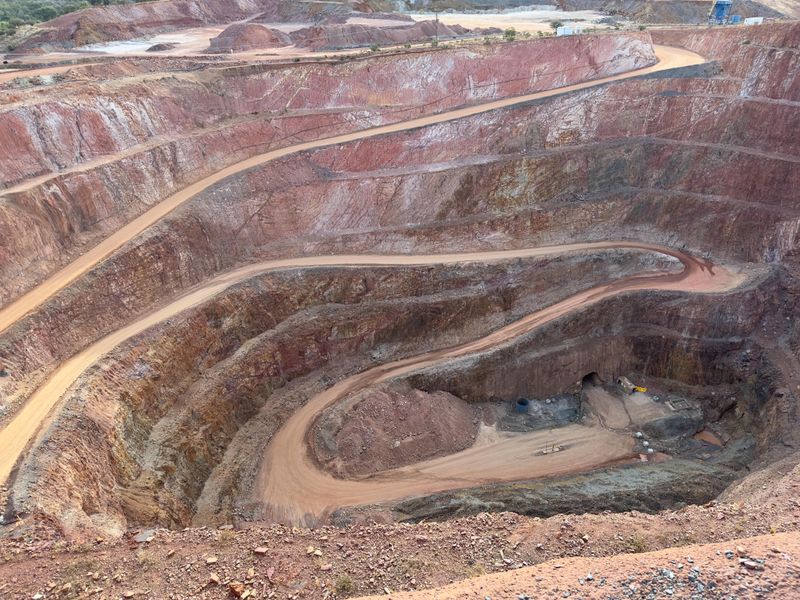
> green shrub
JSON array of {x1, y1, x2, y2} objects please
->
[
  {"x1": 335, "y1": 575, "x2": 356, "y2": 596},
  {"x1": 628, "y1": 533, "x2": 648, "y2": 553},
  {"x1": 0, "y1": 0, "x2": 153, "y2": 40}
]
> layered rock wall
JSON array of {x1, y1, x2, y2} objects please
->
[{"x1": 0, "y1": 33, "x2": 655, "y2": 306}]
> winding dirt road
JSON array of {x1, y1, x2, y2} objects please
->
[
  {"x1": 0, "y1": 44, "x2": 719, "y2": 509},
  {"x1": 0, "y1": 44, "x2": 704, "y2": 335}
]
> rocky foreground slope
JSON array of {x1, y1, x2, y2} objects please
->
[{"x1": 1, "y1": 462, "x2": 799, "y2": 598}]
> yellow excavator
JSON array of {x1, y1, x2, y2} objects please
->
[{"x1": 617, "y1": 376, "x2": 647, "y2": 394}]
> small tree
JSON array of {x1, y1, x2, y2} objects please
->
[
  {"x1": 370, "y1": 43, "x2": 379, "y2": 52},
  {"x1": 504, "y1": 27, "x2": 517, "y2": 42},
  {"x1": 550, "y1": 20, "x2": 563, "y2": 31}
]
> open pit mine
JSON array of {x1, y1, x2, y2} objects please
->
[{"x1": 0, "y1": 0, "x2": 798, "y2": 597}]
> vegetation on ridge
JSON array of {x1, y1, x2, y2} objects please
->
[{"x1": 0, "y1": 0, "x2": 147, "y2": 37}]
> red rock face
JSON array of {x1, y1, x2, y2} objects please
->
[
  {"x1": 207, "y1": 23, "x2": 291, "y2": 53},
  {"x1": 652, "y1": 24, "x2": 800, "y2": 101}
]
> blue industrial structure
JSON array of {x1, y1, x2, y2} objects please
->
[
  {"x1": 709, "y1": 0, "x2": 733, "y2": 24},
  {"x1": 730, "y1": 14, "x2": 743, "y2": 23}
]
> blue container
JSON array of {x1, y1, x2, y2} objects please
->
[
  {"x1": 515, "y1": 398, "x2": 530, "y2": 413},
  {"x1": 730, "y1": 14, "x2": 742, "y2": 23},
  {"x1": 710, "y1": 0, "x2": 733, "y2": 24}
]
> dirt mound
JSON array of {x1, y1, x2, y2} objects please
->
[
  {"x1": 207, "y1": 23, "x2": 291, "y2": 54},
  {"x1": 313, "y1": 384, "x2": 481, "y2": 478},
  {"x1": 146, "y1": 43, "x2": 177, "y2": 52},
  {"x1": 290, "y1": 20, "x2": 500, "y2": 51}
]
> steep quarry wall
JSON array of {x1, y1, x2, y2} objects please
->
[
  {"x1": 404, "y1": 280, "x2": 771, "y2": 401},
  {"x1": 0, "y1": 33, "x2": 655, "y2": 307},
  {"x1": 2, "y1": 24, "x2": 798, "y2": 536},
  {"x1": 651, "y1": 23, "x2": 800, "y2": 100},
  {"x1": 0, "y1": 33, "x2": 654, "y2": 185}
]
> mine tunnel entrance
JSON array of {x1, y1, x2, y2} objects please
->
[{"x1": 581, "y1": 372, "x2": 603, "y2": 387}]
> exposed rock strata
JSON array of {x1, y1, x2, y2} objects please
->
[
  {"x1": 385, "y1": 459, "x2": 737, "y2": 523},
  {"x1": 0, "y1": 33, "x2": 655, "y2": 307}
]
